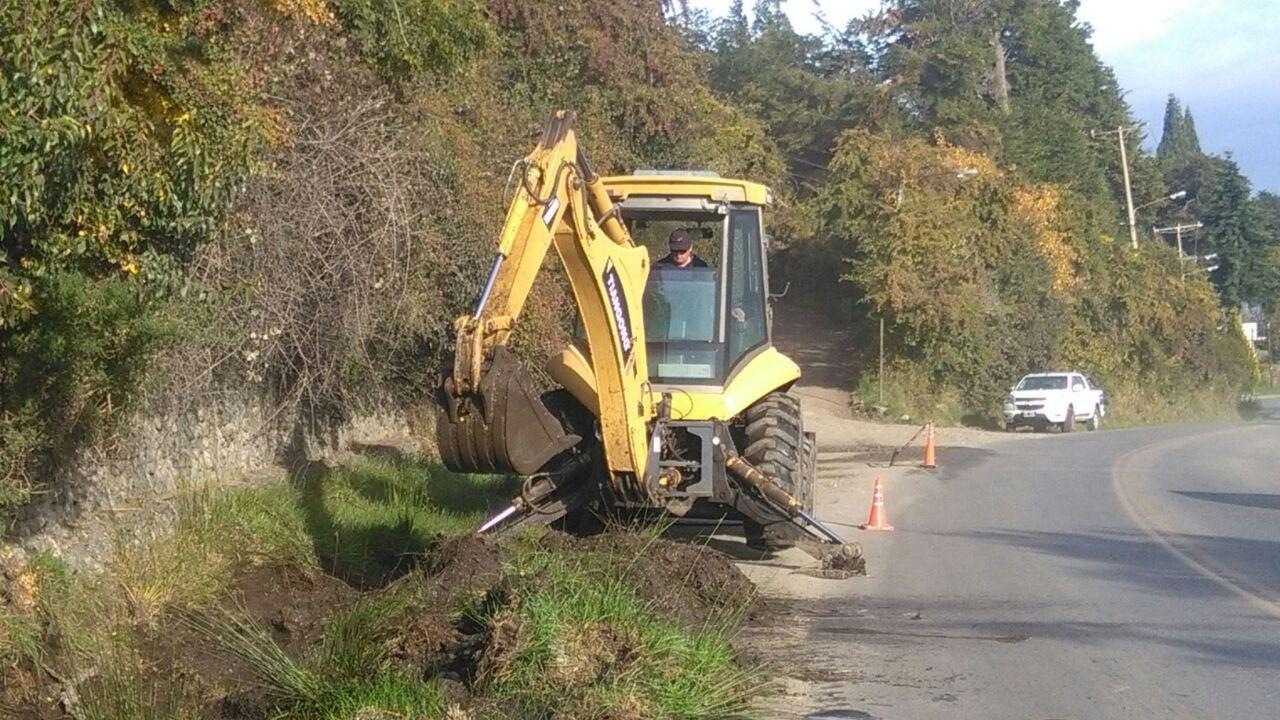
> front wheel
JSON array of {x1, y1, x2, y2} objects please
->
[
  {"x1": 1087, "y1": 405, "x2": 1101, "y2": 431},
  {"x1": 740, "y1": 391, "x2": 811, "y2": 548},
  {"x1": 1062, "y1": 405, "x2": 1075, "y2": 433}
]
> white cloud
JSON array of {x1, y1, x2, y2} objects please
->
[{"x1": 1066, "y1": 0, "x2": 1223, "y2": 54}]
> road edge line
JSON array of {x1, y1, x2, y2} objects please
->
[{"x1": 1110, "y1": 429, "x2": 1280, "y2": 620}]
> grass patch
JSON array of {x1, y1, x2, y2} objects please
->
[
  {"x1": 292, "y1": 456, "x2": 517, "y2": 587},
  {"x1": 76, "y1": 645, "x2": 199, "y2": 720},
  {"x1": 183, "y1": 598, "x2": 447, "y2": 720},
  {"x1": 478, "y1": 546, "x2": 755, "y2": 719},
  {"x1": 1100, "y1": 380, "x2": 1246, "y2": 428},
  {"x1": 4, "y1": 455, "x2": 757, "y2": 719},
  {"x1": 856, "y1": 367, "x2": 974, "y2": 426}
]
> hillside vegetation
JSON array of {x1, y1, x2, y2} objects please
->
[
  {"x1": 703, "y1": 1, "x2": 1268, "y2": 422},
  {"x1": 3, "y1": 1, "x2": 1277, "y2": 718},
  {"x1": 1, "y1": 457, "x2": 757, "y2": 718},
  {"x1": 1, "y1": 2, "x2": 1274, "y2": 513}
]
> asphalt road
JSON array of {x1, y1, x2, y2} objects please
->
[{"x1": 791, "y1": 399, "x2": 1280, "y2": 719}]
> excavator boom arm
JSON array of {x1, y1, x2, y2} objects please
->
[{"x1": 440, "y1": 111, "x2": 653, "y2": 482}]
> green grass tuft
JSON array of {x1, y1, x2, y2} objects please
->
[
  {"x1": 304, "y1": 673, "x2": 446, "y2": 720},
  {"x1": 292, "y1": 456, "x2": 516, "y2": 587},
  {"x1": 484, "y1": 548, "x2": 756, "y2": 719},
  {"x1": 183, "y1": 605, "x2": 327, "y2": 705},
  {"x1": 314, "y1": 589, "x2": 415, "y2": 683},
  {"x1": 185, "y1": 592, "x2": 446, "y2": 720}
]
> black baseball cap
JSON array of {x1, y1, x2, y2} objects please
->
[{"x1": 669, "y1": 229, "x2": 692, "y2": 251}]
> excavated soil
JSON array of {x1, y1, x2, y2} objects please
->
[
  {"x1": 5, "y1": 530, "x2": 757, "y2": 719},
  {"x1": 535, "y1": 531, "x2": 760, "y2": 624},
  {"x1": 6, "y1": 530, "x2": 756, "y2": 719}
]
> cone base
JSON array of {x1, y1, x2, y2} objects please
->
[{"x1": 860, "y1": 523, "x2": 895, "y2": 531}]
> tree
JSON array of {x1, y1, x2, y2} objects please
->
[
  {"x1": 854, "y1": 0, "x2": 1149, "y2": 228},
  {"x1": 1156, "y1": 95, "x2": 1203, "y2": 162},
  {"x1": 707, "y1": 1, "x2": 871, "y2": 192},
  {"x1": 1250, "y1": 192, "x2": 1280, "y2": 310},
  {"x1": 1202, "y1": 157, "x2": 1275, "y2": 308}
]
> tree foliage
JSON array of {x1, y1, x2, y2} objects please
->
[
  {"x1": 1203, "y1": 158, "x2": 1280, "y2": 308},
  {"x1": 810, "y1": 130, "x2": 1068, "y2": 406},
  {"x1": 1157, "y1": 95, "x2": 1203, "y2": 162},
  {"x1": 0, "y1": 0, "x2": 1268, "y2": 518},
  {"x1": 768, "y1": 0, "x2": 1256, "y2": 418}
]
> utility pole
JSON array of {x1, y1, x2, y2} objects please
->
[
  {"x1": 878, "y1": 317, "x2": 885, "y2": 406},
  {"x1": 1092, "y1": 125, "x2": 1143, "y2": 249},
  {"x1": 1153, "y1": 223, "x2": 1204, "y2": 279}
]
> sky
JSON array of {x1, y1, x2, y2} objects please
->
[{"x1": 689, "y1": 0, "x2": 1280, "y2": 193}]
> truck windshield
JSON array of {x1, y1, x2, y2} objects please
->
[
  {"x1": 643, "y1": 265, "x2": 722, "y2": 383},
  {"x1": 1017, "y1": 376, "x2": 1069, "y2": 390}
]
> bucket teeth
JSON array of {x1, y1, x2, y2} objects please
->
[{"x1": 437, "y1": 347, "x2": 581, "y2": 475}]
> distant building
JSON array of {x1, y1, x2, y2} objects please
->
[{"x1": 1240, "y1": 303, "x2": 1267, "y2": 344}]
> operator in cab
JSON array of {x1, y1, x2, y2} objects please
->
[{"x1": 655, "y1": 229, "x2": 708, "y2": 268}]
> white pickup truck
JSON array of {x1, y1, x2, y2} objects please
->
[{"x1": 1002, "y1": 372, "x2": 1106, "y2": 432}]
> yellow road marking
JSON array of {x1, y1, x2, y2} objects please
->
[{"x1": 1111, "y1": 428, "x2": 1280, "y2": 620}]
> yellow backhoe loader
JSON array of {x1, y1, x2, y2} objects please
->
[{"x1": 436, "y1": 111, "x2": 861, "y2": 571}]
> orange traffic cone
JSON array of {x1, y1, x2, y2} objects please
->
[
  {"x1": 860, "y1": 476, "x2": 894, "y2": 531},
  {"x1": 922, "y1": 422, "x2": 937, "y2": 469}
]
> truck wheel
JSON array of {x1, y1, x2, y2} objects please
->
[
  {"x1": 1087, "y1": 405, "x2": 1101, "y2": 431},
  {"x1": 1062, "y1": 405, "x2": 1075, "y2": 433},
  {"x1": 740, "y1": 391, "x2": 810, "y2": 548}
]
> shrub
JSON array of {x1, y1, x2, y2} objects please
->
[
  {"x1": 809, "y1": 129, "x2": 1253, "y2": 421},
  {"x1": 0, "y1": 273, "x2": 178, "y2": 513}
]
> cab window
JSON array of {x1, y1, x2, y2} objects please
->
[
  {"x1": 726, "y1": 207, "x2": 768, "y2": 369},
  {"x1": 643, "y1": 265, "x2": 721, "y2": 381}
]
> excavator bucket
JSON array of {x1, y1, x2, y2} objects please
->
[{"x1": 437, "y1": 347, "x2": 581, "y2": 475}]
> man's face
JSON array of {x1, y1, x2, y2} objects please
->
[{"x1": 671, "y1": 246, "x2": 693, "y2": 266}]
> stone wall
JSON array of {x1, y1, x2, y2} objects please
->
[{"x1": 8, "y1": 390, "x2": 426, "y2": 570}]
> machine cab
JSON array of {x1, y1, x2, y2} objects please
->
[
  {"x1": 609, "y1": 172, "x2": 773, "y2": 388},
  {"x1": 549, "y1": 171, "x2": 800, "y2": 420}
]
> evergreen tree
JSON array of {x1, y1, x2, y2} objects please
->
[
  {"x1": 708, "y1": 0, "x2": 871, "y2": 191},
  {"x1": 1157, "y1": 95, "x2": 1185, "y2": 159},
  {"x1": 997, "y1": 0, "x2": 1137, "y2": 214},
  {"x1": 856, "y1": 0, "x2": 1149, "y2": 233},
  {"x1": 1250, "y1": 192, "x2": 1280, "y2": 310},
  {"x1": 1182, "y1": 108, "x2": 1202, "y2": 155},
  {"x1": 1255, "y1": 191, "x2": 1280, "y2": 239},
  {"x1": 1157, "y1": 95, "x2": 1203, "y2": 162},
  {"x1": 1203, "y1": 157, "x2": 1273, "y2": 307}
]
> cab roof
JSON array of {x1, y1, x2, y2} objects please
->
[{"x1": 601, "y1": 172, "x2": 772, "y2": 206}]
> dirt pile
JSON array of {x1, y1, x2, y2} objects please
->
[
  {"x1": 531, "y1": 531, "x2": 759, "y2": 623},
  {"x1": 86, "y1": 530, "x2": 758, "y2": 719},
  {"x1": 379, "y1": 531, "x2": 759, "y2": 691}
]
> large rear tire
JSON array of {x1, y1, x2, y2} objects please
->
[{"x1": 740, "y1": 391, "x2": 812, "y2": 548}]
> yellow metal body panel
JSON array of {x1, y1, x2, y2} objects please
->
[
  {"x1": 661, "y1": 347, "x2": 801, "y2": 420},
  {"x1": 600, "y1": 174, "x2": 772, "y2": 206},
  {"x1": 546, "y1": 344, "x2": 600, "y2": 414},
  {"x1": 450, "y1": 111, "x2": 652, "y2": 477},
  {"x1": 549, "y1": 345, "x2": 800, "y2": 422}
]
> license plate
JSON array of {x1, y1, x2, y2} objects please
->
[{"x1": 1021, "y1": 412, "x2": 1037, "y2": 418}]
